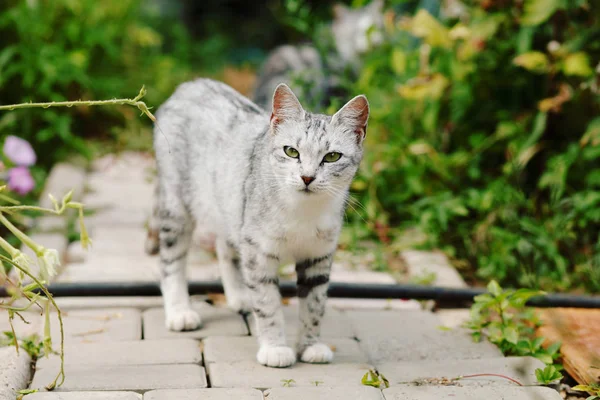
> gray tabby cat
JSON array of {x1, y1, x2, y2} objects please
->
[
  {"x1": 148, "y1": 78, "x2": 368, "y2": 368},
  {"x1": 253, "y1": 0, "x2": 384, "y2": 111}
]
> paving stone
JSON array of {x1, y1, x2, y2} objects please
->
[
  {"x1": 0, "y1": 346, "x2": 32, "y2": 400},
  {"x1": 435, "y1": 309, "x2": 471, "y2": 330},
  {"x1": 346, "y1": 310, "x2": 501, "y2": 365},
  {"x1": 266, "y1": 387, "x2": 384, "y2": 400},
  {"x1": 145, "y1": 389, "x2": 263, "y2": 400},
  {"x1": 46, "y1": 308, "x2": 141, "y2": 343},
  {"x1": 382, "y1": 385, "x2": 562, "y2": 399},
  {"x1": 287, "y1": 297, "x2": 422, "y2": 311},
  {"x1": 39, "y1": 163, "x2": 86, "y2": 210},
  {"x1": 329, "y1": 269, "x2": 396, "y2": 284},
  {"x1": 143, "y1": 302, "x2": 248, "y2": 339},
  {"x1": 208, "y1": 361, "x2": 373, "y2": 388},
  {"x1": 249, "y1": 306, "x2": 354, "y2": 339},
  {"x1": 55, "y1": 296, "x2": 167, "y2": 311},
  {"x1": 378, "y1": 357, "x2": 545, "y2": 386},
  {"x1": 31, "y1": 364, "x2": 207, "y2": 392},
  {"x1": 36, "y1": 339, "x2": 201, "y2": 369},
  {"x1": 57, "y1": 256, "x2": 160, "y2": 283},
  {"x1": 85, "y1": 206, "x2": 148, "y2": 229},
  {"x1": 401, "y1": 250, "x2": 467, "y2": 288},
  {"x1": 0, "y1": 309, "x2": 41, "y2": 338},
  {"x1": 204, "y1": 336, "x2": 368, "y2": 364},
  {"x1": 26, "y1": 392, "x2": 142, "y2": 400},
  {"x1": 66, "y1": 240, "x2": 88, "y2": 263}
]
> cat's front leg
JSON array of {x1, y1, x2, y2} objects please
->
[
  {"x1": 242, "y1": 238, "x2": 295, "y2": 368},
  {"x1": 295, "y1": 253, "x2": 334, "y2": 363}
]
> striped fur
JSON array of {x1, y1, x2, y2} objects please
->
[{"x1": 149, "y1": 79, "x2": 369, "y2": 368}]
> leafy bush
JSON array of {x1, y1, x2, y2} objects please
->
[
  {"x1": 0, "y1": 0, "x2": 196, "y2": 167},
  {"x1": 322, "y1": 0, "x2": 600, "y2": 291}
]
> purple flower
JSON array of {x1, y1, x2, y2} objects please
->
[
  {"x1": 7, "y1": 167, "x2": 35, "y2": 195},
  {"x1": 3, "y1": 136, "x2": 36, "y2": 166}
]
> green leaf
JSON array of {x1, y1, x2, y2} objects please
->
[
  {"x1": 513, "y1": 51, "x2": 550, "y2": 73},
  {"x1": 521, "y1": 0, "x2": 564, "y2": 26},
  {"x1": 487, "y1": 280, "x2": 503, "y2": 297},
  {"x1": 503, "y1": 326, "x2": 519, "y2": 345},
  {"x1": 563, "y1": 52, "x2": 594, "y2": 77}
]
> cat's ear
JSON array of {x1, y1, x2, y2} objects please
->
[
  {"x1": 333, "y1": 3, "x2": 349, "y2": 19},
  {"x1": 332, "y1": 95, "x2": 370, "y2": 144},
  {"x1": 271, "y1": 84, "x2": 304, "y2": 129}
]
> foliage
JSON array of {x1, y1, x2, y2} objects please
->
[
  {"x1": 361, "y1": 369, "x2": 390, "y2": 388},
  {"x1": 0, "y1": 0, "x2": 198, "y2": 167},
  {"x1": 535, "y1": 365, "x2": 563, "y2": 385},
  {"x1": 467, "y1": 280, "x2": 563, "y2": 384},
  {"x1": 573, "y1": 383, "x2": 600, "y2": 400},
  {"x1": 302, "y1": 0, "x2": 600, "y2": 291}
]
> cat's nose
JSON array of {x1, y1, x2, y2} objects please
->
[{"x1": 301, "y1": 176, "x2": 315, "y2": 186}]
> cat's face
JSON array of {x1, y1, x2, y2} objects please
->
[
  {"x1": 268, "y1": 84, "x2": 369, "y2": 199},
  {"x1": 331, "y1": 0, "x2": 385, "y2": 63}
]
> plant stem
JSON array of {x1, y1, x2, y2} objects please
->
[
  {"x1": 0, "y1": 86, "x2": 156, "y2": 122},
  {"x1": 457, "y1": 373, "x2": 523, "y2": 386},
  {"x1": 0, "y1": 213, "x2": 41, "y2": 254},
  {"x1": 0, "y1": 235, "x2": 19, "y2": 257},
  {"x1": 0, "y1": 255, "x2": 65, "y2": 389}
]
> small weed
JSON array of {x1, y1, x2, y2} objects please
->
[
  {"x1": 466, "y1": 280, "x2": 563, "y2": 384},
  {"x1": 312, "y1": 380, "x2": 324, "y2": 386},
  {"x1": 535, "y1": 365, "x2": 563, "y2": 385},
  {"x1": 281, "y1": 379, "x2": 296, "y2": 387},
  {"x1": 361, "y1": 369, "x2": 389, "y2": 389}
]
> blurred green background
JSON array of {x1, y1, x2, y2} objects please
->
[{"x1": 0, "y1": 0, "x2": 598, "y2": 292}]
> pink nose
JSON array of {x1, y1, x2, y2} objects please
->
[{"x1": 301, "y1": 176, "x2": 315, "y2": 186}]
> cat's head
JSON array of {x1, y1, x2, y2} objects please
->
[
  {"x1": 268, "y1": 84, "x2": 369, "y2": 199},
  {"x1": 331, "y1": 0, "x2": 385, "y2": 64}
]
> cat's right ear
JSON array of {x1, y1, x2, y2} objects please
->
[{"x1": 271, "y1": 84, "x2": 304, "y2": 131}]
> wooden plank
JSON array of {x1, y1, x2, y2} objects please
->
[{"x1": 537, "y1": 308, "x2": 600, "y2": 385}]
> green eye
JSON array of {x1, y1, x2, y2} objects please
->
[
  {"x1": 284, "y1": 146, "x2": 300, "y2": 158},
  {"x1": 323, "y1": 152, "x2": 342, "y2": 163}
]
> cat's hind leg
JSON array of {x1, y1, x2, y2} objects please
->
[
  {"x1": 157, "y1": 184, "x2": 200, "y2": 331},
  {"x1": 216, "y1": 238, "x2": 252, "y2": 313}
]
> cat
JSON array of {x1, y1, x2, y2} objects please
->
[
  {"x1": 252, "y1": 0, "x2": 384, "y2": 111},
  {"x1": 148, "y1": 78, "x2": 369, "y2": 368}
]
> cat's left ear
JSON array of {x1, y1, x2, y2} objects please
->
[
  {"x1": 271, "y1": 84, "x2": 304, "y2": 131},
  {"x1": 332, "y1": 95, "x2": 370, "y2": 144}
]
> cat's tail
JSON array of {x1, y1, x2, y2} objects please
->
[{"x1": 145, "y1": 182, "x2": 160, "y2": 255}]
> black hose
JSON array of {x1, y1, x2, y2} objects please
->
[{"x1": 1, "y1": 281, "x2": 599, "y2": 309}]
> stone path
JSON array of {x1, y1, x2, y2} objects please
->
[{"x1": 1, "y1": 153, "x2": 563, "y2": 399}]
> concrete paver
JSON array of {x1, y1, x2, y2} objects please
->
[
  {"x1": 55, "y1": 296, "x2": 167, "y2": 311},
  {"x1": 46, "y1": 308, "x2": 142, "y2": 343},
  {"x1": 265, "y1": 387, "x2": 384, "y2": 400},
  {"x1": 248, "y1": 306, "x2": 354, "y2": 339},
  {"x1": 145, "y1": 389, "x2": 264, "y2": 400},
  {"x1": 31, "y1": 364, "x2": 207, "y2": 392},
  {"x1": 0, "y1": 346, "x2": 32, "y2": 400},
  {"x1": 35, "y1": 339, "x2": 202, "y2": 369},
  {"x1": 346, "y1": 310, "x2": 501, "y2": 365},
  {"x1": 208, "y1": 361, "x2": 373, "y2": 388},
  {"x1": 382, "y1": 385, "x2": 562, "y2": 399},
  {"x1": 26, "y1": 392, "x2": 142, "y2": 400},
  {"x1": 204, "y1": 336, "x2": 368, "y2": 364},
  {"x1": 378, "y1": 356, "x2": 545, "y2": 386},
  {"x1": 143, "y1": 302, "x2": 248, "y2": 339},
  {"x1": 402, "y1": 250, "x2": 467, "y2": 288}
]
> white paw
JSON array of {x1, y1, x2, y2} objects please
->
[
  {"x1": 226, "y1": 291, "x2": 253, "y2": 313},
  {"x1": 300, "y1": 343, "x2": 334, "y2": 364},
  {"x1": 165, "y1": 308, "x2": 202, "y2": 331},
  {"x1": 257, "y1": 345, "x2": 296, "y2": 368}
]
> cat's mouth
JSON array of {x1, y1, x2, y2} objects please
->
[{"x1": 301, "y1": 187, "x2": 314, "y2": 194}]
